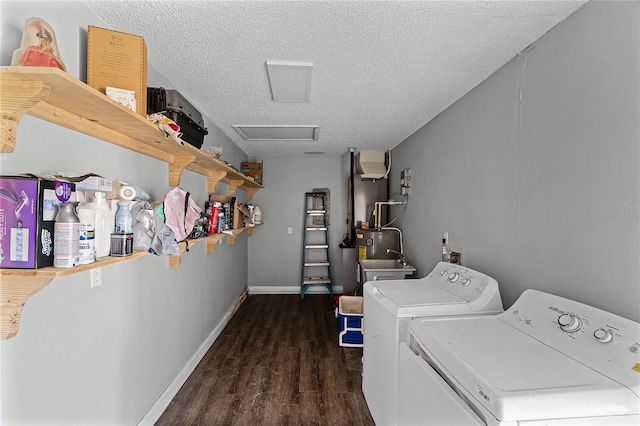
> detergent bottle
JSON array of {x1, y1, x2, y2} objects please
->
[{"x1": 82, "y1": 192, "x2": 113, "y2": 258}]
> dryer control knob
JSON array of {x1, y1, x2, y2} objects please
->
[
  {"x1": 440, "y1": 270, "x2": 448, "y2": 277},
  {"x1": 448, "y1": 272, "x2": 460, "y2": 283},
  {"x1": 558, "y1": 314, "x2": 582, "y2": 333},
  {"x1": 594, "y1": 328, "x2": 613, "y2": 343},
  {"x1": 461, "y1": 278, "x2": 471, "y2": 286}
]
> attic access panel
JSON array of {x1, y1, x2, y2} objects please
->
[
  {"x1": 266, "y1": 61, "x2": 313, "y2": 102},
  {"x1": 232, "y1": 125, "x2": 319, "y2": 141}
]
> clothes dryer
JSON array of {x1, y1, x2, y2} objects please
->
[
  {"x1": 399, "y1": 290, "x2": 640, "y2": 425},
  {"x1": 362, "y1": 262, "x2": 504, "y2": 426}
]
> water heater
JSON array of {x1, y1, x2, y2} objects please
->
[{"x1": 356, "y1": 229, "x2": 400, "y2": 261}]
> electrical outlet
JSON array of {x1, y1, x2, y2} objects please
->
[
  {"x1": 288, "y1": 227, "x2": 293, "y2": 234},
  {"x1": 91, "y1": 267, "x2": 102, "y2": 288}
]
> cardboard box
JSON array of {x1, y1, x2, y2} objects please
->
[
  {"x1": 57, "y1": 174, "x2": 113, "y2": 192},
  {"x1": 0, "y1": 175, "x2": 76, "y2": 269},
  {"x1": 87, "y1": 25, "x2": 147, "y2": 116},
  {"x1": 338, "y1": 296, "x2": 364, "y2": 347},
  {"x1": 241, "y1": 161, "x2": 263, "y2": 185}
]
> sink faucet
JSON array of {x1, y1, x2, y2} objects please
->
[
  {"x1": 386, "y1": 248, "x2": 407, "y2": 266},
  {"x1": 383, "y1": 227, "x2": 406, "y2": 265}
]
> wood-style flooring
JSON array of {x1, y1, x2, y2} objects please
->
[{"x1": 156, "y1": 294, "x2": 375, "y2": 425}]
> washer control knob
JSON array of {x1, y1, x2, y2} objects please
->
[
  {"x1": 440, "y1": 270, "x2": 448, "y2": 277},
  {"x1": 594, "y1": 328, "x2": 613, "y2": 343},
  {"x1": 448, "y1": 272, "x2": 460, "y2": 283},
  {"x1": 461, "y1": 278, "x2": 471, "y2": 286},
  {"x1": 558, "y1": 314, "x2": 582, "y2": 333}
]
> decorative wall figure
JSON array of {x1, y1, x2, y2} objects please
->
[{"x1": 11, "y1": 17, "x2": 66, "y2": 71}]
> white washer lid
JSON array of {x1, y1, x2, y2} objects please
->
[
  {"x1": 410, "y1": 316, "x2": 640, "y2": 422},
  {"x1": 370, "y1": 280, "x2": 474, "y2": 318}
]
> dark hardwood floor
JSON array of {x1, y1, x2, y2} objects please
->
[{"x1": 156, "y1": 294, "x2": 375, "y2": 425}]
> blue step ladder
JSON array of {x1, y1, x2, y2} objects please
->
[{"x1": 301, "y1": 192, "x2": 333, "y2": 299}]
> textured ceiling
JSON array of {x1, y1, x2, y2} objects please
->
[{"x1": 85, "y1": 0, "x2": 586, "y2": 157}]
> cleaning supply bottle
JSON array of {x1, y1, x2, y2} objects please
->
[
  {"x1": 77, "y1": 207, "x2": 96, "y2": 264},
  {"x1": 208, "y1": 202, "x2": 220, "y2": 234},
  {"x1": 253, "y1": 205, "x2": 262, "y2": 225},
  {"x1": 115, "y1": 201, "x2": 132, "y2": 234},
  {"x1": 54, "y1": 202, "x2": 80, "y2": 268},
  {"x1": 83, "y1": 192, "x2": 113, "y2": 258}
]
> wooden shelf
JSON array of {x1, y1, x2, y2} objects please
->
[
  {"x1": 169, "y1": 226, "x2": 259, "y2": 267},
  {"x1": 0, "y1": 66, "x2": 265, "y2": 340},
  {"x1": 0, "y1": 251, "x2": 149, "y2": 340},
  {"x1": 168, "y1": 233, "x2": 226, "y2": 268},
  {"x1": 0, "y1": 67, "x2": 262, "y2": 199},
  {"x1": 0, "y1": 225, "x2": 260, "y2": 338}
]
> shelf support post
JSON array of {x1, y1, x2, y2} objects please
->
[
  {"x1": 1, "y1": 275, "x2": 53, "y2": 339},
  {"x1": 0, "y1": 80, "x2": 50, "y2": 153}
]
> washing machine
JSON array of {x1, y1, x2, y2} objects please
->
[
  {"x1": 399, "y1": 289, "x2": 640, "y2": 425},
  {"x1": 362, "y1": 261, "x2": 504, "y2": 426}
]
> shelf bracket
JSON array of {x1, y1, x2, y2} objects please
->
[
  {"x1": 206, "y1": 170, "x2": 227, "y2": 193},
  {"x1": 207, "y1": 238, "x2": 218, "y2": 253},
  {"x1": 246, "y1": 187, "x2": 258, "y2": 201},
  {"x1": 227, "y1": 179, "x2": 244, "y2": 197},
  {"x1": 1, "y1": 275, "x2": 53, "y2": 339},
  {"x1": 168, "y1": 239, "x2": 192, "y2": 268},
  {"x1": 168, "y1": 155, "x2": 197, "y2": 187},
  {"x1": 227, "y1": 229, "x2": 245, "y2": 245},
  {"x1": 168, "y1": 256, "x2": 182, "y2": 269},
  {"x1": 0, "y1": 80, "x2": 51, "y2": 153}
]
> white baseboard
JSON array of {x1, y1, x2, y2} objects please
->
[
  {"x1": 248, "y1": 285, "x2": 344, "y2": 295},
  {"x1": 138, "y1": 289, "x2": 248, "y2": 425}
]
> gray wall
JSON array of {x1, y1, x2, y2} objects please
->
[
  {"x1": 389, "y1": 0, "x2": 640, "y2": 322},
  {"x1": 2, "y1": 1, "x2": 638, "y2": 424},
  {"x1": 247, "y1": 156, "x2": 347, "y2": 294},
  {"x1": 1, "y1": 2, "x2": 249, "y2": 424}
]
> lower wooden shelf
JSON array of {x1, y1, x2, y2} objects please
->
[
  {"x1": 0, "y1": 226, "x2": 261, "y2": 340},
  {"x1": 0, "y1": 251, "x2": 149, "y2": 340},
  {"x1": 169, "y1": 233, "x2": 226, "y2": 268}
]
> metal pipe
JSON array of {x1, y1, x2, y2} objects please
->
[{"x1": 341, "y1": 148, "x2": 357, "y2": 248}]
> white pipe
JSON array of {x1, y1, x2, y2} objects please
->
[
  {"x1": 382, "y1": 226, "x2": 403, "y2": 256},
  {"x1": 373, "y1": 200, "x2": 405, "y2": 229}
]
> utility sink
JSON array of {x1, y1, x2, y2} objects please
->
[{"x1": 359, "y1": 259, "x2": 416, "y2": 282}]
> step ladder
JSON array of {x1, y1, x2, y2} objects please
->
[{"x1": 301, "y1": 192, "x2": 333, "y2": 299}]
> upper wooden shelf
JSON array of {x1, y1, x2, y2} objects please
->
[
  {"x1": 0, "y1": 66, "x2": 264, "y2": 340},
  {"x1": 0, "y1": 66, "x2": 262, "y2": 199}
]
